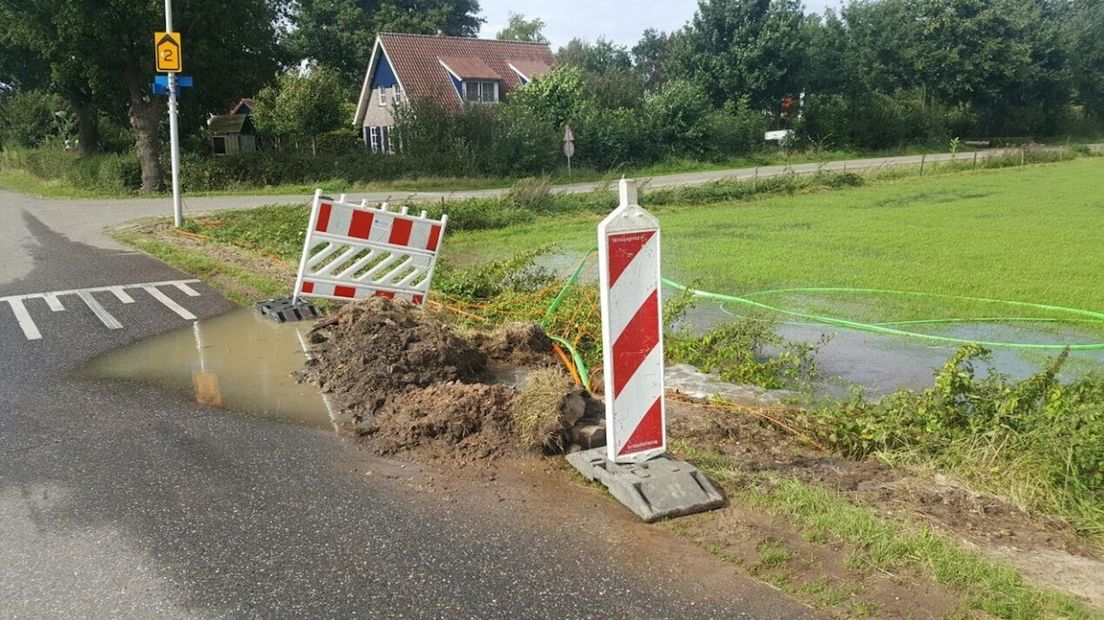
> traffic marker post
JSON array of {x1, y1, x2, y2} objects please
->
[
  {"x1": 598, "y1": 179, "x2": 667, "y2": 464},
  {"x1": 568, "y1": 183, "x2": 724, "y2": 520}
]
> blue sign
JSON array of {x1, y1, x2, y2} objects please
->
[{"x1": 152, "y1": 74, "x2": 193, "y2": 96}]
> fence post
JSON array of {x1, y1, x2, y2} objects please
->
[
  {"x1": 920, "y1": 154, "x2": 926, "y2": 176},
  {"x1": 1021, "y1": 147, "x2": 1026, "y2": 167},
  {"x1": 973, "y1": 151, "x2": 978, "y2": 169}
]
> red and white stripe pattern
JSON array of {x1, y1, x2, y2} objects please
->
[
  {"x1": 599, "y1": 180, "x2": 666, "y2": 463},
  {"x1": 293, "y1": 191, "x2": 447, "y2": 306}
]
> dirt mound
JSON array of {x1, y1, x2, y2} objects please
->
[
  {"x1": 471, "y1": 322, "x2": 555, "y2": 367},
  {"x1": 364, "y1": 382, "x2": 518, "y2": 461},
  {"x1": 299, "y1": 298, "x2": 488, "y2": 430},
  {"x1": 300, "y1": 298, "x2": 604, "y2": 459}
]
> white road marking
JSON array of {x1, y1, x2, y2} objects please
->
[
  {"x1": 44, "y1": 295, "x2": 65, "y2": 312},
  {"x1": 77, "y1": 291, "x2": 123, "y2": 330},
  {"x1": 174, "y1": 282, "x2": 200, "y2": 297},
  {"x1": 110, "y1": 287, "x2": 135, "y2": 304},
  {"x1": 0, "y1": 279, "x2": 203, "y2": 341},
  {"x1": 7, "y1": 298, "x2": 42, "y2": 340},
  {"x1": 143, "y1": 286, "x2": 197, "y2": 321}
]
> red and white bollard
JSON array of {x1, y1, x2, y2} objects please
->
[{"x1": 598, "y1": 179, "x2": 666, "y2": 464}]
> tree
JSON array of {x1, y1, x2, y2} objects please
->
[
  {"x1": 1065, "y1": 0, "x2": 1104, "y2": 119},
  {"x1": 632, "y1": 29, "x2": 676, "y2": 90},
  {"x1": 557, "y1": 38, "x2": 632, "y2": 75},
  {"x1": 0, "y1": 0, "x2": 284, "y2": 191},
  {"x1": 496, "y1": 13, "x2": 547, "y2": 43},
  {"x1": 675, "y1": 0, "x2": 808, "y2": 110},
  {"x1": 288, "y1": 0, "x2": 483, "y2": 87},
  {"x1": 253, "y1": 67, "x2": 345, "y2": 154},
  {"x1": 507, "y1": 66, "x2": 589, "y2": 129}
]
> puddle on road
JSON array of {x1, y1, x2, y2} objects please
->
[{"x1": 78, "y1": 308, "x2": 333, "y2": 430}]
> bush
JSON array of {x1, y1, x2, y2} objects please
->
[
  {"x1": 644, "y1": 80, "x2": 714, "y2": 157},
  {"x1": 0, "y1": 91, "x2": 70, "y2": 148}
]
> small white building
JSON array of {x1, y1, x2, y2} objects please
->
[{"x1": 352, "y1": 32, "x2": 556, "y2": 153}]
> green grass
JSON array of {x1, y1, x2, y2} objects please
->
[
  {"x1": 670, "y1": 440, "x2": 1100, "y2": 619},
  {"x1": 0, "y1": 144, "x2": 968, "y2": 200},
  {"x1": 449, "y1": 158, "x2": 1104, "y2": 334},
  {"x1": 111, "y1": 231, "x2": 287, "y2": 305}
]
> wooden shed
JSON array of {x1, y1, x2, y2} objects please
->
[{"x1": 206, "y1": 114, "x2": 257, "y2": 155}]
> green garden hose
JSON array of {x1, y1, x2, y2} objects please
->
[
  {"x1": 666, "y1": 279, "x2": 1104, "y2": 351},
  {"x1": 542, "y1": 247, "x2": 598, "y2": 390}
]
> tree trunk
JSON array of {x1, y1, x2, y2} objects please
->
[
  {"x1": 127, "y1": 76, "x2": 166, "y2": 194},
  {"x1": 75, "y1": 103, "x2": 99, "y2": 156}
]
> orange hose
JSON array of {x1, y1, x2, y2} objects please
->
[{"x1": 551, "y1": 343, "x2": 582, "y2": 387}]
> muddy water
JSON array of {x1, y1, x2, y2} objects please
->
[{"x1": 78, "y1": 308, "x2": 333, "y2": 430}]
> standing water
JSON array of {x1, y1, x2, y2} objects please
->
[{"x1": 77, "y1": 308, "x2": 333, "y2": 430}]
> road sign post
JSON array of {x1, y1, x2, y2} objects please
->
[
  {"x1": 155, "y1": 13, "x2": 183, "y2": 228},
  {"x1": 598, "y1": 179, "x2": 666, "y2": 464},
  {"x1": 563, "y1": 124, "x2": 576, "y2": 177}
]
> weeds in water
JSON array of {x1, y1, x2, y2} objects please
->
[
  {"x1": 664, "y1": 285, "x2": 826, "y2": 390},
  {"x1": 800, "y1": 345, "x2": 1104, "y2": 536}
]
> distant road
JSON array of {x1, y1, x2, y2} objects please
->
[{"x1": 10, "y1": 145, "x2": 1100, "y2": 225}]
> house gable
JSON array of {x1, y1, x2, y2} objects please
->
[{"x1": 353, "y1": 33, "x2": 555, "y2": 127}]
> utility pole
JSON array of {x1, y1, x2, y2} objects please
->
[{"x1": 164, "y1": 0, "x2": 183, "y2": 227}]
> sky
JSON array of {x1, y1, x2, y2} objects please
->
[{"x1": 477, "y1": 0, "x2": 841, "y2": 48}]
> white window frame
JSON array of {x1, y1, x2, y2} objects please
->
[
  {"x1": 462, "y1": 80, "x2": 499, "y2": 104},
  {"x1": 369, "y1": 126, "x2": 379, "y2": 152},
  {"x1": 379, "y1": 86, "x2": 388, "y2": 106},
  {"x1": 392, "y1": 86, "x2": 403, "y2": 105}
]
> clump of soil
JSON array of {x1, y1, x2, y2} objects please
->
[
  {"x1": 300, "y1": 297, "x2": 605, "y2": 459},
  {"x1": 471, "y1": 322, "x2": 555, "y2": 367},
  {"x1": 365, "y1": 382, "x2": 519, "y2": 461},
  {"x1": 299, "y1": 298, "x2": 488, "y2": 430}
]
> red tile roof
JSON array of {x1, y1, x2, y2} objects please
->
[
  {"x1": 507, "y1": 59, "x2": 552, "y2": 82},
  {"x1": 438, "y1": 56, "x2": 499, "y2": 80},
  {"x1": 378, "y1": 33, "x2": 556, "y2": 109}
]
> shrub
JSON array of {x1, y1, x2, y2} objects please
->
[{"x1": 0, "y1": 91, "x2": 70, "y2": 148}]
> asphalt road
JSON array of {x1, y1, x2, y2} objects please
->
[{"x1": 0, "y1": 185, "x2": 823, "y2": 618}]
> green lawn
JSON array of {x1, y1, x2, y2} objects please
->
[{"x1": 448, "y1": 158, "x2": 1104, "y2": 337}]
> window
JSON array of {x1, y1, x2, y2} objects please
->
[
  {"x1": 463, "y1": 80, "x2": 498, "y2": 104},
  {"x1": 392, "y1": 86, "x2": 403, "y2": 105},
  {"x1": 379, "y1": 86, "x2": 388, "y2": 106},
  {"x1": 212, "y1": 136, "x2": 227, "y2": 156},
  {"x1": 369, "y1": 127, "x2": 379, "y2": 153},
  {"x1": 381, "y1": 126, "x2": 390, "y2": 154}
]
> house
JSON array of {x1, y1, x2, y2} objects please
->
[
  {"x1": 353, "y1": 32, "x2": 556, "y2": 153},
  {"x1": 206, "y1": 114, "x2": 257, "y2": 155}
]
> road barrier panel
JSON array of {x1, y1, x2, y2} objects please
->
[
  {"x1": 598, "y1": 179, "x2": 667, "y2": 464},
  {"x1": 293, "y1": 189, "x2": 447, "y2": 306}
]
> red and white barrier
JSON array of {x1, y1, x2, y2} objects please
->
[
  {"x1": 598, "y1": 179, "x2": 666, "y2": 464},
  {"x1": 293, "y1": 190, "x2": 447, "y2": 305}
]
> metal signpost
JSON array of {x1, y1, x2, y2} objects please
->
[
  {"x1": 563, "y1": 124, "x2": 576, "y2": 176},
  {"x1": 155, "y1": 1, "x2": 183, "y2": 228}
]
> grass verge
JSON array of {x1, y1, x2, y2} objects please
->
[{"x1": 671, "y1": 439, "x2": 1099, "y2": 619}]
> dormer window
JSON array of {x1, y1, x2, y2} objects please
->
[{"x1": 463, "y1": 80, "x2": 498, "y2": 104}]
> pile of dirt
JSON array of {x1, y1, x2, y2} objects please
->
[
  {"x1": 365, "y1": 382, "x2": 519, "y2": 461},
  {"x1": 471, "y1": 322, "x2": 555, "y2": 368},
  {"x1": 299, "y1": 297, "x2": 605, "y2": 460},
  {"x1": 299, "y1": 298, "x2": 488, "y2": 432}
]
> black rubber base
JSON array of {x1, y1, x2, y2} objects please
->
[{"x1": 254, "y1": 297, "x2": 321, "y2": 323}]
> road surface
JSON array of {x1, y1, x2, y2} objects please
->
[{"x1": 0, "y1": 181, "x2": 824, "y2": 616}]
